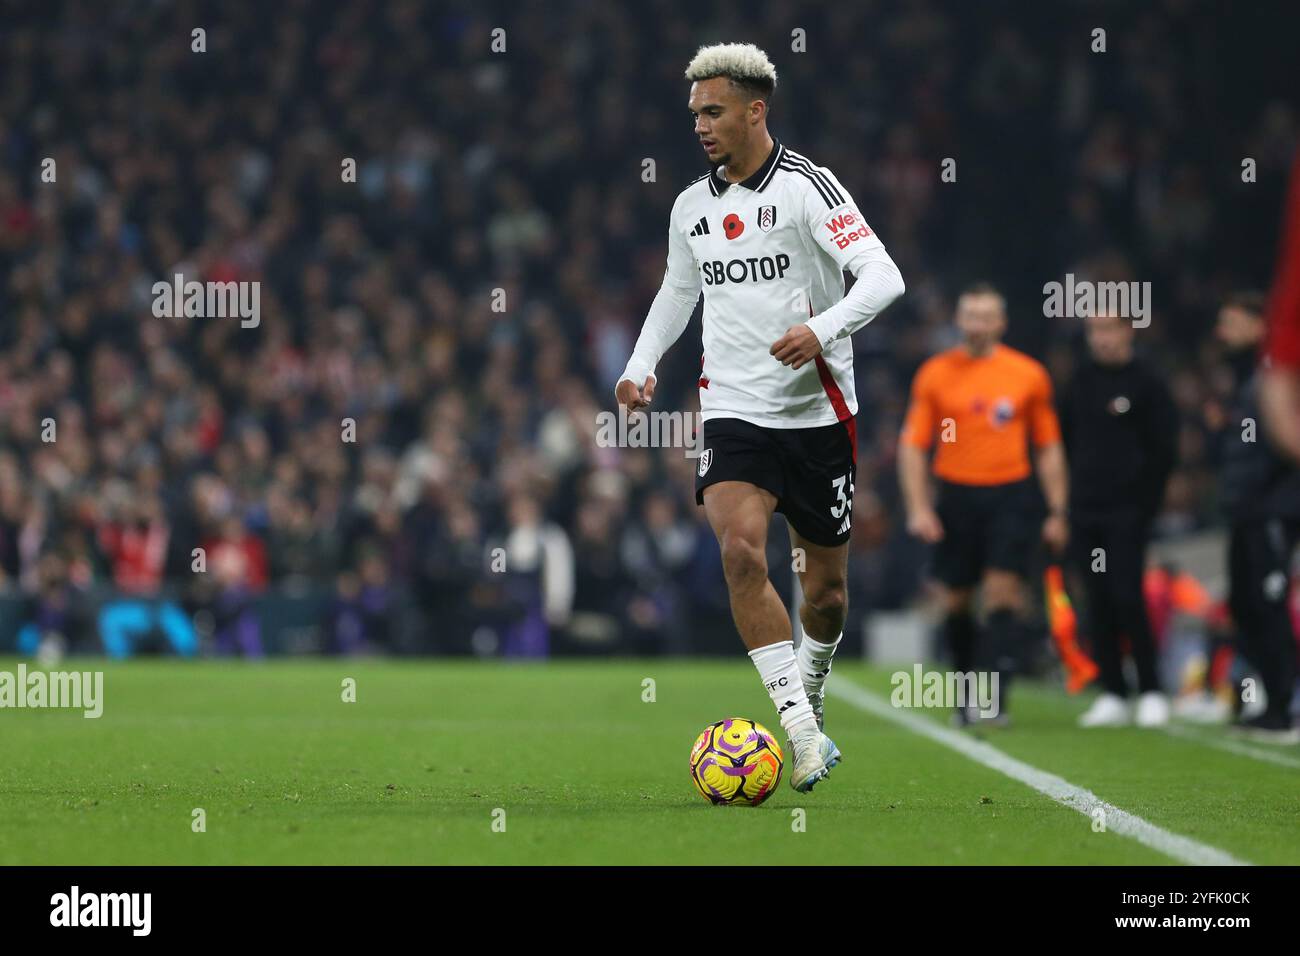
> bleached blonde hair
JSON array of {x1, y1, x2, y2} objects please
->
[{"x1": 684, "y1": 43, "x2": 777, "y2": 99}]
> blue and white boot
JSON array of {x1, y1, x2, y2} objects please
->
[
  {"x1": 820, "y1": 731, "x2": 842, "y2": 770},
  {"x1": 804, "y1": 685, "x2": 841, "y2": 769},
  {"x1": 788, "y1": 723, "x2": 841, "y2": 792}
]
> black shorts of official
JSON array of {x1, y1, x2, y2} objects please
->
[
  {"x1": 931, "y1": 477, "x2": 1040, "y2": 588},
  {"x1": 694, "y1": 416, "x2": 857, "y2": 547}
]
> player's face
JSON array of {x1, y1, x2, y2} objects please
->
[
  {"x1": 955, "y1": 293, "x2": 1007, "y2": 352},
  {"x1": 1215, "y1": 305, "x2": 1264, "y2": 351},
  {"x1": 689, "y1": 78, "x2": 753, "y2": 168},
  {"x1": 1085, "y1": 313, "x2": 1133, "y2": 365}
]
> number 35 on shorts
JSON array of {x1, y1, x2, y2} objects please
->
[{"x1": 830, "y1": 472, "x2": 854, "y2": 519}]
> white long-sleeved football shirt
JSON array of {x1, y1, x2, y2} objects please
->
[{"x1": 618, "y1": 139, "x2": 904, "y2": 428}]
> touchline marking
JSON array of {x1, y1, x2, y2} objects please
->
[
  {"x1": 1161, "y1": 721, "x2": 1300, "y2": 771},
  {"x1": 829, "y1": 676, "x2": 1251, "y2": 866}
]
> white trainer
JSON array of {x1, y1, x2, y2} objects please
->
[
  {"x1": 1172, "y1": 692, "x2": 1231, "y2": 724},
  {"x1": 1134, "y1": 691, "x2": 1171, "y2": 727},
  {"x1": 1078, "y1": 693, "x2": 1131, "y2": 728}
]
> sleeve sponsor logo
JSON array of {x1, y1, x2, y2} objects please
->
[{"x1": 823, "y1": 210, "x2": 872, "y2": 249}]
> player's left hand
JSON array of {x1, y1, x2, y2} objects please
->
[
  {"x1": 770, "y1": 324, "x2": 823, "y2": 370},
  {"x1": 1042, "y1": 513, "x2": 1069, "y2": 554}
]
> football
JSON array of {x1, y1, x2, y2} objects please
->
[{"x1": 688, "y1": 717, "x2": 784, "y2": 806}]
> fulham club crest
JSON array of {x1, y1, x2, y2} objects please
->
[
  {"x1": 698, "y1": 448, "x2": 713, "y2": 477},
  {"x1": 758, "y1": 204, "x2": 777, "y2": 232}
]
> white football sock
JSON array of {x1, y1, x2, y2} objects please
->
[
  {"x1": 797, "y1": 628, "x2": 842, "y2": 693},
  {"x1": 749, "y1": 640, "x2": 817, "y2": 736}
]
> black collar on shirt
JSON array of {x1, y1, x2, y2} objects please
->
[{"x1": 709, "y1": 139, "x2": 784, "y2": 197}]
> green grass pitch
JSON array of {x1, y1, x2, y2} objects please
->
[{"x1": 0, "y1": 657, "x2": 1295, "y2": 865}]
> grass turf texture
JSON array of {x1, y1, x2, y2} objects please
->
[{"x1": 0, "y1": 658, "x2": 1295, "y2": 865}]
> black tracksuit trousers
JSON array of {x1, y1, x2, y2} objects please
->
[
  {"x1": 1228, "y1": 517, "x2": 1300, "y2": 721},
  {"x1": 1070, "y1": 509, "x2": 1161, "y2": 697}
]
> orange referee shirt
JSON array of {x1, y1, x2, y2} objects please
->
[{"x1": 900, "y1": 344, "x2": 1061, "y2": 486}]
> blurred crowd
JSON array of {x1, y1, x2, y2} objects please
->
[{"x1": 0, "y1": 0, "x2": 1296, "y2": 656}]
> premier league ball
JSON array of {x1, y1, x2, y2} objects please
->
[{"x1": 688, "y1": 717, "x2": 783, "y2": 806}]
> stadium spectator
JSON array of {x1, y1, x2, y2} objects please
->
[
  {"x1": 329, "y1": 548, "x2": 395, "y2": 655},
  {"x1": 492, "y1": 493, "x2": 574, "y2": 658}
]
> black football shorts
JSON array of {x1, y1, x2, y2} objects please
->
[
  {"x1": 931, "y1": 478, "x2": 1041, "y2": 587},
  {"x1": 694, "y1": 416, "x2": 857, "y2": 547}
]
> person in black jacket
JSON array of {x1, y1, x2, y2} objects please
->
[
  {"x1": 1060, "y1": 312, "x2": 1178, "y2": 728},
  {"x1": 1214, "y1": 292, "x2": 1300, "y2": 742}
]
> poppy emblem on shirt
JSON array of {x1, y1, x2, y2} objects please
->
[{"x1": 723, "y1": 213, "x2": 744, "y2": 240}]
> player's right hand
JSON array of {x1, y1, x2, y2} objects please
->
[
  {"x1": 616, "y1": 375, "x2": 656, "y2": 411},
  {"x1": 907, "y1": 508, "x2": 944, "y2": 543}
]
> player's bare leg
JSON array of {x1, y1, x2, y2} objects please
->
[
  {"x1": 701, "y1": 481, "x2": 787, "y2": 651},
  {"x1": 791, "y1": 529, "x2": 848, "y2": 733},
  {"x1": 702, "y1": 481, "x2": 834, "y2": 791}
]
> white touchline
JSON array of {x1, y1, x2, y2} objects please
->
[
  {"x1": 1161, "y1": 722, "x2": 1300, "y2": 772},
  {"x1": 829, "y1": 675, "x2": 1252, "y2": 867}
]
